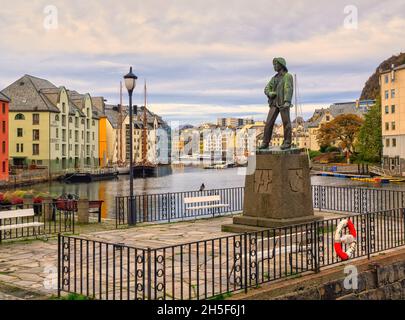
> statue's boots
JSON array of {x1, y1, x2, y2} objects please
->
[
  {"x1": 280, "y1": 143, "x2": 291, "y2": 150},
  {"x1": 258, "y1": 143, "x2": 270, "y2": 150}
]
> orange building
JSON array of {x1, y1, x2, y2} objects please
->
[
  {"x1": 98, "y1": 115, "x2": 108, "y2": 167},
  {"x1": 0, "y1": 92, "x2": 9, "y2": 181}
]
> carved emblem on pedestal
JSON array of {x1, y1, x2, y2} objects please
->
[
  {"x1": 289, "y1": 169, "x2": 304, "y2": 193},
  {"x1": 254, "y1": 170, "x2": 273, "y2": 194}
]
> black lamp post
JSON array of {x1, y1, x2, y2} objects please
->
[{"x1": 124, "y1": 67, "x2": 138, "y2": 225}]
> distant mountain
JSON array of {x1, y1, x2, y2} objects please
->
[{"x1": 360, "y1": 52, "x2": 405, "y2": 100}]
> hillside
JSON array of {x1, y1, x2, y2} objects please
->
[{"x1": 360, "y1": 52, "x2": 405, "y2": 100}]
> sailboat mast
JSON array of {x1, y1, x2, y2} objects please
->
[
  {"x1": 142, "y1": 81, "x2": 148, "y2": 163},
  {"x1": 119, "y1": 81, "x2": 123, "y2": 163},
  {"x1": 294, "y1": 74, "x2": 298, "y2": 146}
]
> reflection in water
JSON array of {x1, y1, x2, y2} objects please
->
[{"x1": 15, "y1": 166, "x2": 405, "y2": 218}]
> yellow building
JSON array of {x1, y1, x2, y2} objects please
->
[
  {"x1": 380, "y1": 64, "x2": 405, "y2": 174},
  {"x1": 306, "y1": 102, "x2": 369, "y2": 151},
  {"x1": 2, "y1": 74, "x2": 100, "y2": 175}
]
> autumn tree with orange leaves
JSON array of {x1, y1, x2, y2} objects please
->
[{"x1": 316, "y1": 114, "x2": 364, "y2": 157}]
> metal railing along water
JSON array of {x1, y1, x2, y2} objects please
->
[
  {"x1": 59, "y1": 208, "x2": 405, "y2": 300},
  {"x1": 115, "y1": 185, "x2": 405, "y2": 226}
]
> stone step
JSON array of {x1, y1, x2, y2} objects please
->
[{"x1": 221, "y1": 224, "x2": 271, "y2": 234}]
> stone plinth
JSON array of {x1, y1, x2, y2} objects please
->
[{"x1": 222, "y1": 148, "x2": 321, "y2": 232}]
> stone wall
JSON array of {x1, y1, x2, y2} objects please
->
[
  {"x1": 276, "y1": 261, "x2": 405, "y2": 300},
  {"x1": 234, "y1": 249, "x2": 405, "y2": 300}
]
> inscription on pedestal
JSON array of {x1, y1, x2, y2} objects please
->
[
  {"x1": 288, "y1": 169, "x2": 304, "y2": 193},
  {"x1": 254, "y1": 170, "x2": 273, "y2": 194}
]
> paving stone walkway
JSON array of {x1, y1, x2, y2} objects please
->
[{"x1": 0, "y1": 212, "x2": 340, "y2": 299}]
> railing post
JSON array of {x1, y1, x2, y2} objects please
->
[
  {"x1": 147, "y1": 248, "x2": 152, "y2": 300},
  {"x1": 57, "y1": 233, "x2": 61, "y2": 298},
  {"x1": 366, "y1": 212, "x2": 371, "y2": 260},
  {"x1": 244, "y1": 233, "x2": 248, "y2": 293},
  {"x1": 313, "y1": 221, "x2": 320, "y2": 273}
]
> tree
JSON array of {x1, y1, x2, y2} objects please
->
[
  {"x1": 356, "y1": 98, "x2": 382, "y2": 163},
  {"x1": 316, "y1": 114, "x2": 364, "y2": 161}
]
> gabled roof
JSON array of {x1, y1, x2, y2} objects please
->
[
  {"x1": 0, "y1": 92, "x2": 10, "y2": 102},
  {"x1": 1, "y1": 74, "x2": 60, "y2": 112}
]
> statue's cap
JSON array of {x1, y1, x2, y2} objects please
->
[{"x1": 273, "y1": 57, "x2": 288, "y2": 71}]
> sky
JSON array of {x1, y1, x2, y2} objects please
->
[{"x1": 0, "y1": 0, "x2": 404, "y2": 125}]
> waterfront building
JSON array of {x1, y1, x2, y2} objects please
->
[
  {"x1": 1, "y1": 75, "x2": 100, "y2": 176},
  {"x1": 217, "y1": 117, "x2": 254, "y2": 128},
  {"x1": 306, "y1": 101, "x2": 371, "y2": 151},
  {"x1": 235, "y1": 122, "x2": 265, "y2": 162},
  {"x1": 0, "y1": 92, "x2": 9, "y2": 181},
  {"x1": 380, "y1": 64, "x2": 405, "y2": 175},
  {"x1": 119, "y1": 106, "x2": 170, "y2": 165}
]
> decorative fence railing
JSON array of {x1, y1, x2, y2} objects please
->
[
  {"x1": 58, "y1": 208, "x2": 405, "y2": 300},
  {"x1": 115, "y1": 187, "x2": 245, "y2": 226},
  {"x1": 115, "y1": 185, "x2": 405, "y2": 226},
  {"x1": 0, "y1": 203, "x2": 75, "y2": 243}
]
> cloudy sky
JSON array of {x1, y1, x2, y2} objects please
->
[{"x1": 0, "y1": 0, "x2": 404, "y2": 125}]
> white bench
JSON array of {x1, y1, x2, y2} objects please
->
[
  {"x1": 0, "y1": 209, "x2": 45, "y2": 241},
  {"x1": 184, "y1": 195, "x2": 229, "y2": 212}
]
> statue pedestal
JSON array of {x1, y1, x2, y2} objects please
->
[{"x1": 222, "y1": 148, "x2": 321, "y2": 233}]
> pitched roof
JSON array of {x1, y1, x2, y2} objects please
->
[
  {"x1": 0, "y1": 92, "x2": 10, "y2": 102},
  {"x1": 1, "y1": 74, "x2": 60, "y2": 112}
]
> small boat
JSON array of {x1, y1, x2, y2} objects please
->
[
  {"x1": 62, "y1": 169, "x2": 119, "y2": 183},
  {"x1": 117, "y1": 166, "x2": 130, "y2": 175}
]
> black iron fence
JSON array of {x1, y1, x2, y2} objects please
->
[
  {"x1": 58, "y1": 208, "x2": 405, "y2": 300},
  {"x1": 116, "y1": 185, "x2": 405, "y2": 226},
  {"x1": 0, "y1": 202, "x2": 75, "y2": 243},
  {"x1": 115, "y1": 187, "x2": 245, "y2": 226}
]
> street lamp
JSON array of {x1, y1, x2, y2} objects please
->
[{"x1": 124, "y1": 67, "x2": 138, "y2": 225}]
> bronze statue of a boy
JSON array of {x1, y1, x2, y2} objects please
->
[{"x1": 259, "y1": 57, "x2": 294, "y2": 150}]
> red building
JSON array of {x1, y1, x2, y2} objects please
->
[{"x1": 0, "y1": 92, "x2": 9, "y2": 181}]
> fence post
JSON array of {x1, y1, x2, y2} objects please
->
[
  {"x1": 147, "y1": 248, "x2": 152, "y2": 300},
  {"x1": 313, "y1": 221, "x2": 320, "y2": 273},
  {"x1": 366, "y1": 212, "x2": 371, "y2": 260},
  {"x1": 319, "y1": 186, "x2": 323, "y2": 212},
  {"x1": 57, "y1": 234, "x2": 61, "y2": 298},
  {"x1": 244, "y1": 233, "x2": 248, "y2": 293}
]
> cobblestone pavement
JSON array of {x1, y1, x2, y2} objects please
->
[{"x1": 0, "y1": 212, "x2": 339, "y2": 299}]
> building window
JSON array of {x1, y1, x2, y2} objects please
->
[
  {"x1": 62, "y1": 103, "x2": 66, "y2": 113},
  {"x1": 385, "y1": 123, "x2": 389, "y2": 131},
  {"x1": 392, "y1": 105, "x2": 396, "y2": 113},
  {"x1": 55, "y1": 143, "x2": 59, "y2": 151},
  {"x1": 92, "y1": 120, "x2": 95, "y2": 126},
  {"x1": 385, "y1": 90, "x2": 389, "y2": 100},
  {"x1": 2, "y1": 141, "x2": 5, "y2": 153},
  {"x1": 392, "y1": 122, "x2": 396, "y2": 131},
  {"x1": 56, "y1": 128, "x2": 59, "y2": 138},
  {"x1": 17, "y1": 128, "x2": 24, "y2": 137},
  {"x1": 69, "y1": 117, "x2": 73, "y2": 123},
  {"x1": 2, "y1": 161, "x2": 5, "y2": 173},
  {"x1": 385, "y1": 106, "x2": 389, "y2": 114},
  {"x1": 92, "y1": 132, "x2": 95, "y2": 140},
  {"x1": 62, "y1": 115, "x2": 66, "y2": 126},
  {"x1": 15, "y1": 114, "x2": 25, "y2": 120},
  {"x1": 391, "y1": 89, "x2": 396, "y2": 99},
  {"x1": 2, "y1": 103, "x2": 5, "y2": 114},
  {"x1": 33, "y1": 114, "x2": 40, "y2": 125},
  {"x1": 16, "y1": 143, "x2": 23, "y2": 153},
  {"x1": 2, "y1": 121, "x2": 5, "y2": 133},
  {"x1": 33, "y1": 129, "x2": 40, "y2": 141},
  {"x1": 55, "y1": 115, "x2": 59, "y2": 121},
  {"x1": 33, "y1": 144, "x2": 39, "y2": 155},
  {"x1": 385, "y1": 74, "x2": 389, "y2": 83},
  {"x1": 386, "y1": 139, "x2": 390, "y2": 147},
  {"x1": 393, "y1": 139, "x2": 397, "y2": 147}
]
